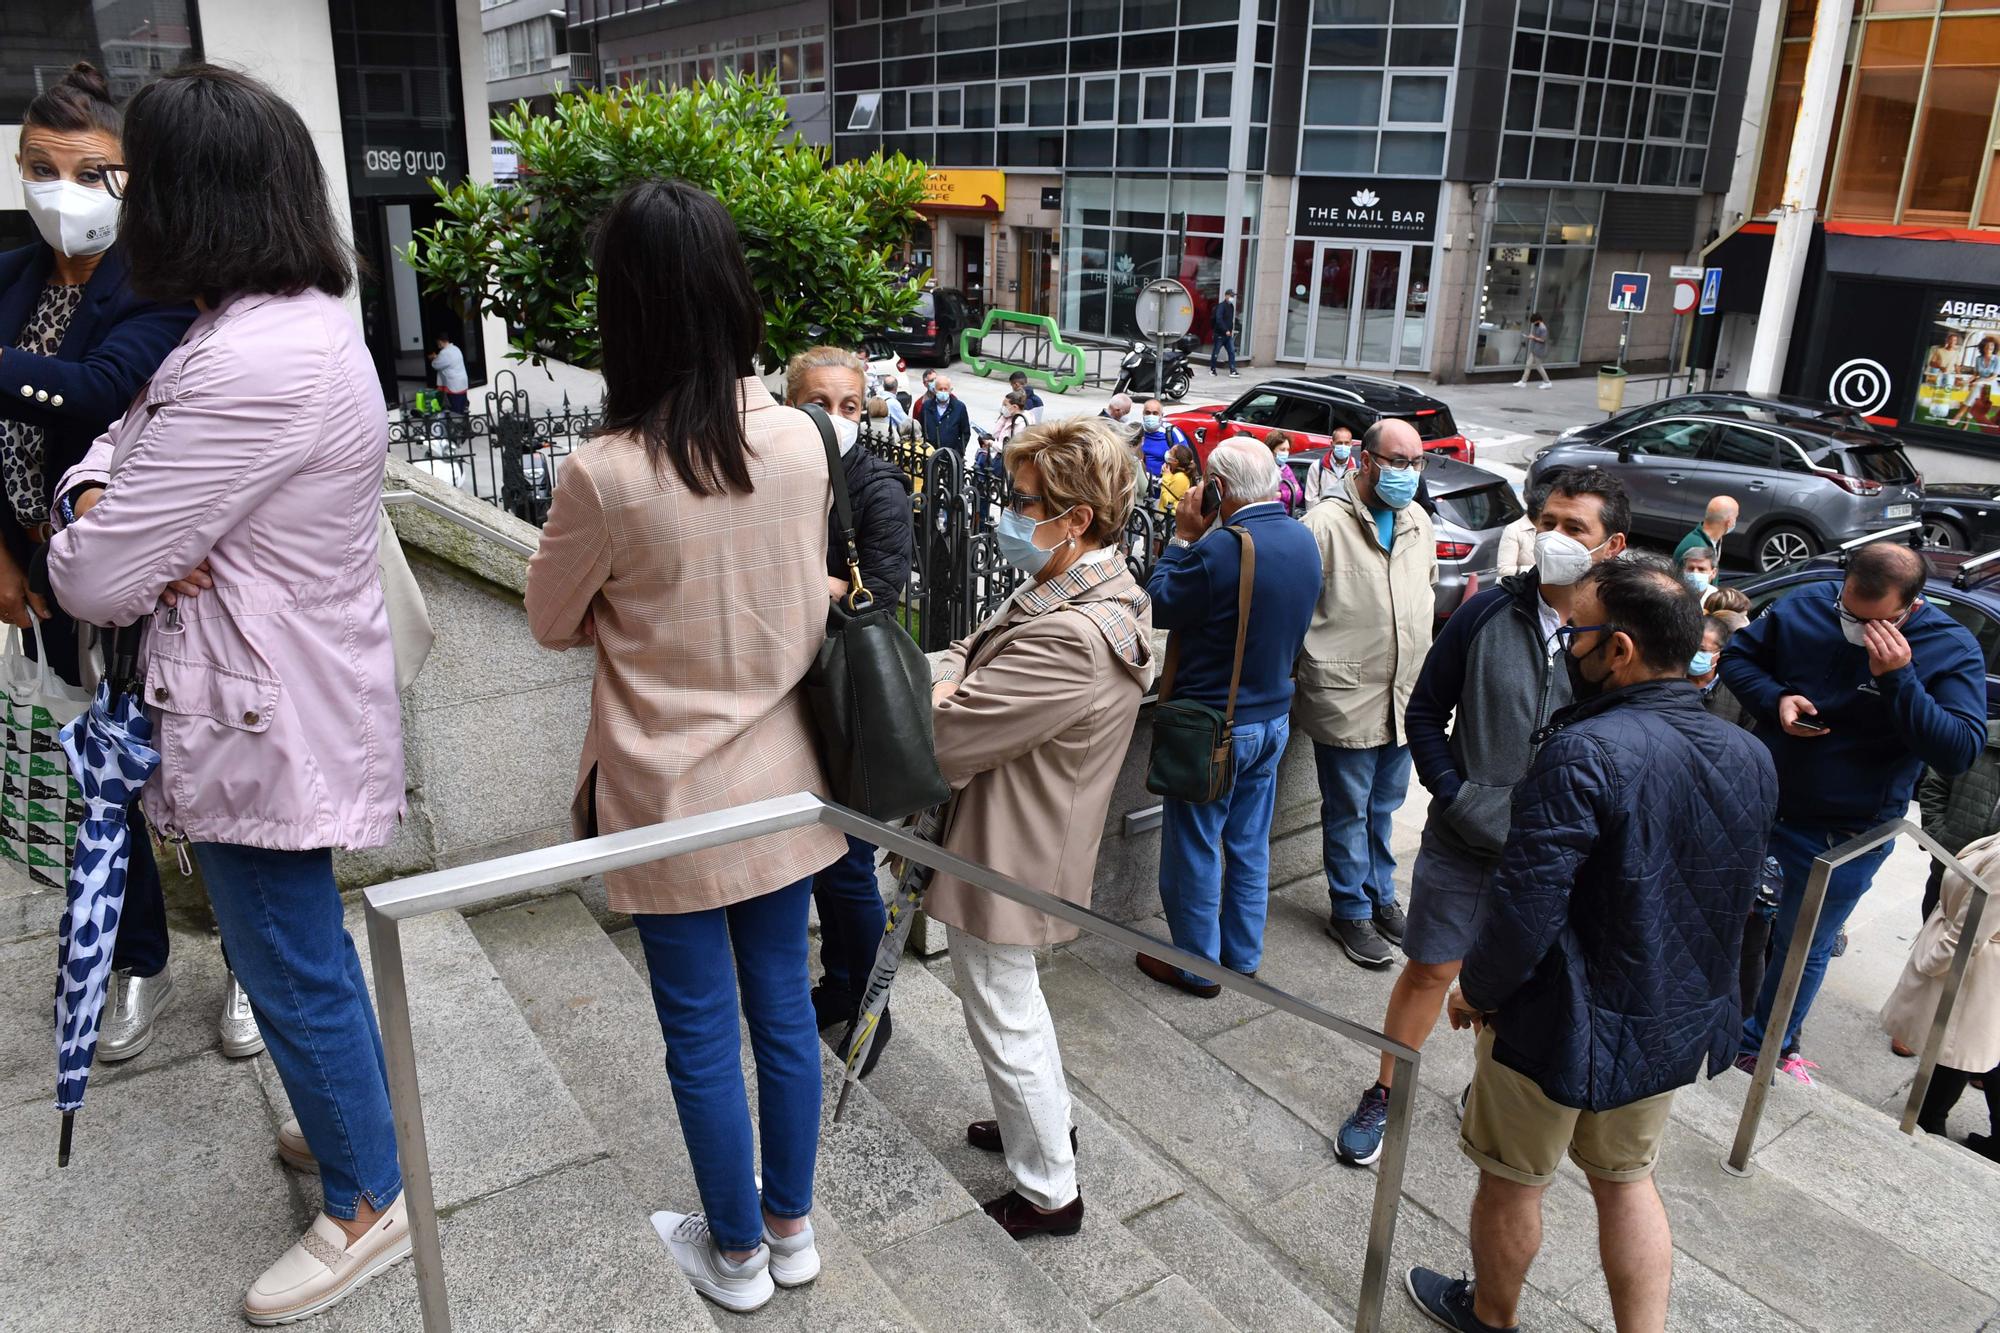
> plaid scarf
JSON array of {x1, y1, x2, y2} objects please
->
[{"x1": 1010, "y1": 550, "x2": 1151, "y2": 667}]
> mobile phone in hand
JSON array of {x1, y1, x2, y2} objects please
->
[
  {"x1": 1200, "y1": 477, "x2": 1222, "y2": 521},
  {"x1": 1793, "y1": 718, "x2": 1830, "y2": 735}
]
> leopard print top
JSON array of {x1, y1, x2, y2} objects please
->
[{"x1": 1, "y1": 282, "x2": 87, "y2": 528}]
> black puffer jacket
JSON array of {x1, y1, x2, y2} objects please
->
[
  {"x1": 829, "y1": 445, "x2": 914, "y2": 607},
  {"x1": 1460, "y1": 679, "x2": 1778, "y2": 1111}
]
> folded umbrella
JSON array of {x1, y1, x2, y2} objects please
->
[
  {"x1": 53, "y1": 677, "x2": 161, "y2": 1165},
  {"x1": 833, "y1": 803, "x2": 947, "y2": 1123}
]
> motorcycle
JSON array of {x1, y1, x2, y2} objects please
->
[{"x1": 1113, "y1": 331, "x2": 1200, "y2": 402}]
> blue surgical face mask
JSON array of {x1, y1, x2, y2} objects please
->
[
  {"x1": 1684, "y1": 571, "x2": 1712, "y2": 594},
  {"x1": 1332, "y1": 444, "x2": 1352, "y2": 463},
  {"x1": 995, "y1": 505, "x2": 1075, "y2": 576},
  {"x1": 1143, "y1": 414, "x2": 1163, "y2": 432},
  {"x1": 1689, "y1": 649, "x2": 1716, "y2": 677},
  {"x1": 1373, "y1": 464, "x2": 1420, "y2": 510}
]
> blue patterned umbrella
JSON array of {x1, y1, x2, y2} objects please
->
[{"x1": 52, "y1": 680, "x2": 160, "y2": 1165}]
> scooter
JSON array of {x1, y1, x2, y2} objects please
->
[{"x1": 1114, "y1": 331, "x2": 1200, "y2": 402}]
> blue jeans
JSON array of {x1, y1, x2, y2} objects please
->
[
  {"x1": 1739, "y1": 820, "x2": 1895, "y2": 1056},
  {"x1": 195, "y1": 843, "x2": 401, "y2": 1219},
  {"x1": 633, "y1": 877, "x2": 821, "y2": 1252},
  {"x1": 1209, "y1": 333, "x2": 1237, "y2": 373},
  {"x1": 812, "y1": 835, "x2": 885, "y2": 1002},
  {"x1": 1159, "y1": 715, "x2": 1289, "y2": 978},
  {"x1": 1315, "y1": 742, "x2": 1413, "y2": 921}
]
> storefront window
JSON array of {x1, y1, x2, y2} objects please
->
[
  {"x1": 1469, "y1": 186, "x2": 1601, "y2": 372},
  {"x1": 2, "y1": 0, "x2": 200, "y2": 118},
  {"x1": 1830, "y1": 18, "x2": 1932, "y2": 222},
  {"x1": 1904, "y1": 18, "x2": 2000, "y2": 224},
  {"x1": 1060, "y1": 174, "x2": 1255, "y2": 342}
]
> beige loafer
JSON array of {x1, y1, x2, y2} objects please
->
[
  {"x1": 243, "y1": 1194, "x2": 410, "y2": 1326},
  {"x1": 276, "y1": 1118, "x2": 317, "y2": 1174}
]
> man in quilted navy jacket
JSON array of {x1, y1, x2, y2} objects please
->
[{"x1": 1405, "y1": 557, "x2": 1777, "y2": 1333}]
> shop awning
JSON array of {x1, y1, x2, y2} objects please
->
[{"x1": 1822, "y1": 225, "x2": 2000, "y2": 287}]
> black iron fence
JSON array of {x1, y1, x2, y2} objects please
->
[{"x1": 388, "y1": 375, "x2": 1175, "y2": 653}]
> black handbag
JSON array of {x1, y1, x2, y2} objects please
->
[
  {"x1": 800, "y1": 405, "x2": 949, "y2": 823},
  {"x1": 1145, "y1": 526, "x2": 1254, "y2": 805}
]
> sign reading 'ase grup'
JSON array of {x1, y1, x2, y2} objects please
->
[{"x1": 1293, "y1": 176, "x2": 1441, "y2": 242}]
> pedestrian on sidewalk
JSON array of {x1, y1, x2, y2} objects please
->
[
  {"x1": 926, "y1": 418, "x2": 1153, "y2": 1239},
  {"x1": 1304, "y1": 426, "x2": 1356, "y2": 505},
  {"x1": 921, "y1": 372, "x2": 972, "y2": 453},
  {"x1": 1720, "y1": 543, "x2": 1985, "y2": 1085},
  {"x1": 429, "y1": 335, "x2": 469, "y2": 414},
  {"x1": 1880, "y1": 830, "x2": 2000, "y2": 1158},
  {"x1": 1674, "y1": 496, "x2": 1738, "y2": 565},
  {"x1": 1140, "y1": 438, "x2": 1319, "y2": 996},
  {"x1": 1407, "y1": 556, "x2": 1777, "y2": 1333},
  {"x1": 526, "y1": 181, "x2": 845, "y2": 1315},
  {"x1": 1515, "y1": 312, "x2": 1552, "y2": 388},
  {"x1": 784, "y1": 346, "x2": 914, "y2": 1074},
  {"x1": 48, "y1": 64, "x2": 412, "y2": 1326},
  {"x1": 0, "y1": 63, "x2": 218, "y2": 1063},
  {"x1": 1334, "y1": 470, "x2": 1630, "y2": 1166},
  {"x1": 1210, "y1": 289, "x2": 1239, "y2": 376},
  {"x1": 1138, "y1": 397, "x2": 1187, "y2": 478},
  {"x1": 1298, "y1": 420, "x2": 1437, "y2": 968},
  {"x1": 1007, "y1": 370, "x2": 1045, "y2": 422},
  {"x1": 1264, "y1": 430, "x2": 1305, "y2": 515}
]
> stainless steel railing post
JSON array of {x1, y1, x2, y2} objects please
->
[
  {"x1": 1356, "y1": 1054, "x2": 1420, "y2": 1333},
  {"x1": 364, "y1": 908, "x2": 451, "y2": 1332}
]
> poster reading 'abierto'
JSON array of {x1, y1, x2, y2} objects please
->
[{"x1": 1914, "y1": 295, "x2": 2000, "y2": 438}]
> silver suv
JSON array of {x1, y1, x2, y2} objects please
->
[{"x1": 1529, "y1": 414, "x2": 1923, "y2": 571}]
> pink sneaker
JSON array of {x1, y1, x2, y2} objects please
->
[{"x1": 1777, "y1": 1053, "x2": 1819, "y2": 1086}]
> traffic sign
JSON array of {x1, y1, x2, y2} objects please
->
[
  {"x1": 1134, "y1": 279, "x2": 1194, "y2": 339},
  {"x1": 1672, "y1": 277, "x2": 1698, "y2": 314},
  {"x1": 1608, "y1": 271, "x2": 1650, "y2": 313},
  {"x1": 1699, "y1": 267, "x2": 1721, "y2": 315}
]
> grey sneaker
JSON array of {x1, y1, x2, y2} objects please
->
[
  {"x1": 98, "y1": 968, "x2": 176, "y2": 1062},
  {"x1": 219, "y1": 973, "x2": 266, "y2": 1058},
  {"x1": 651, "y1": 1210, "x2": 774, "y2": 1312},
  {"x1": 763, "y1": 1217, "x2": 821, "y2": 1287},
  {"x1": 1327, "y1": 917, "x2": 1394, "y2": 969},
  {"x1": 1374, "y1": 900, "x2": 1409, "y2": 946}
]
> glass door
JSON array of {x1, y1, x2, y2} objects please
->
[
  {"x1": 1282, "y1": 241, "x2": 1415, "y2": 368},
  {"x1": 1353, "y1": 248, "x2": 1406, "y2": 369},
  {"x1": 1308, "y1": 246, "x2": 1356, "y2": 365}
]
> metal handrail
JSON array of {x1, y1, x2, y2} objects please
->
[
  {"x1": 382, "y1": 488, "x2": 537, "y2": 558},
  {"x1": 362, "y1": 792, "x2": 1421, "y2": 1333},
  {"x1": 1725, "y1": 817, "x2": 1994, "y2": 1175}
]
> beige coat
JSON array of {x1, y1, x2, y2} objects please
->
[
  {"x1": 1880, "y1": 831, "x2": 2000, "y2": 1073},
  {"x1": 524, "y1": 377, "x2": 846, "y2": 915},
  {"x1": 1292, "y1": 475, "x2": 1437, "y2": 749},
  {"x1": 925, "y1": 556, "x2": 1153, "y2": 948}
]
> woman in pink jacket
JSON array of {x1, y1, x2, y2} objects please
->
[{"x1": 47, "y1": 67, "x2": 409, "y2": 1326}]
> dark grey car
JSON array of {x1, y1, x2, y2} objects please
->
[{"x1": 1529, "y1": 414, "x2": 1923, "y2": 572}]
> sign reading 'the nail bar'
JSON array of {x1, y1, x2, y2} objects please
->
[{"x1": 1292, "y1": 177, "x2": 1442, "y2": 243}]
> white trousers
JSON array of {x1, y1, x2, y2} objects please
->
[{"x1": 946, "y1": 926, "x2": 1079, "y2": 1210}]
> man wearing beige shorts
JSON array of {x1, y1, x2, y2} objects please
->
[{"x1": 1403, "y1": 558, "x2": 1777, "y2": 1333}]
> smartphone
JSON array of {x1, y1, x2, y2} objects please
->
[
  {"x1": 1793, "y1": 718, "x2": 1830, "y2": 735},
  {"x1": 1200, "y1": 477, "x2": 1222, "y2": 521}
]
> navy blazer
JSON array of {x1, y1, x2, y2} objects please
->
[
  {"x1": 920, "y1": 395, "x2": 972, "y2": 452},
  {"x1": 0, "y1": 243, "x2": 197, "y2": 535}
]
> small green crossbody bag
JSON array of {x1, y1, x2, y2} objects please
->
[{"x1": 1145, "y1": 526, "x2": 1254, "y2": 805}]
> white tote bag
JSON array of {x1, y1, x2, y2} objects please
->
[{"x1": 377, "y1": 508, "x2": 435, "y2": 692}]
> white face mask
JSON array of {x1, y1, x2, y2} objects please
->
[
  {"x1": 1534, "y1": 529, "x2": 1609, "y2": 587},
  {"x1": 22, "y1": 178, "x2": 119, "y2": 258},
  {"x1": 830, "y1": 414, "x2": 859, "y2": 456}
]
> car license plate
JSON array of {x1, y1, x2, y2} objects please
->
[{"x1": 1886, "y1": 504, "x2": 1913, "y2": 519}]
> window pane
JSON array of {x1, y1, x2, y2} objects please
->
[
  {"x1": 1310, "y1": 25, "x2": 1388, "y2": 64},
  {"x1": 1082, "y1": 76, "x2": 1115, "y2": 121},
  {"x1": 1305, "y1": 71, "x2": 1383, "y2": 124},
  {"x1": 1829, "y1": 17, "x2": 1933, "y2": 221},
  {"x1": 1379, "y1": 130, "x2": 1446, "y2": 173},
  {"x1": 1905, "y1": 17, "x2": 2000, "y2": 223},
  {"x1": 1001, "y1": 83, "x2": 1027, "y2": 122},
  {"x1": 1202, "y1": 69, "x2": 1233, "y2": 118},
  {"x1": 1710, "y1": 427, "x2": 1776, "y2": 469},
  {"x1": 1387, "y1": 74, "x2": 1448, "y2": 123},
  {"x1": 1390, "y1": 26, "x2": 1457, "y2": 64},
  {"x1": 1301, "y1": 129, "x2": 1379, "y2": 171},
  {"x1": 1651, "y1": 91, "x2": 1686, "y2": 140},
  {"x1": 1540, "y1": 81, "x2": 1581, "y2": 130}
]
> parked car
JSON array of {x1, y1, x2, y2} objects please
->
[
  {"x1": 861, "y1": 337, "x2": 907, "y2": 398},
  {"x1": 881, "y1": 286, "x2": 975, "y2": 365},
  {"x1": 1730, "y1": 544, "x2": 2000, "y2": 718},
  {"x1": 1552, "y1": 391, "x2": 1879, "y2": 449},
  {"x1": 1529, "y1": 413, "x2": 1923, "y2": 573},
  {"x1": 1921, "y1": 484, "x2": 2000, "y2": 554},
  {"x1": 1170, "y1": 374, "x2": 1474, "y2": 467},
  {"x1": 1286, "y1": 448, "x2": 1522, "y2": 622}
]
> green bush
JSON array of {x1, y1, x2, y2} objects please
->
[{"x1": 406, "y1": 76, "x2": 929, "y2": 370}]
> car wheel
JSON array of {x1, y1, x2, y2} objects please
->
[
  {"x1": 1755, "y1": 524, "x2": 1819, "y2": 572},
  {"x1": 1925, "y1": 517, "x2": 1965, "y2": 550}
]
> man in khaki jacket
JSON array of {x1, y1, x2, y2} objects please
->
[{"x1": 1297, "y1": 419, "x2": 1437, "y2": 969}]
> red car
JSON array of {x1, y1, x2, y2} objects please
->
[{"x1": 1167, "y1": 374, "x2": 1473, "y2": 466}]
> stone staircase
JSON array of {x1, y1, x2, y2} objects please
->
[{"x1": 5, "y1": 843, "x2": 1998, "y2": 1332}]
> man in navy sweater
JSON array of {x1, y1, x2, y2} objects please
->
[
  {"x1": 1139, "y1": 438, "x2": 1320, "y2": 996},
  {"x1": 1719, "y1": 542, "x2": 1985, "y2": 1077}
]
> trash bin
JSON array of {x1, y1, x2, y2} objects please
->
[{"x1": 1596, "y1": 364, "x2": 1628, "y2": 413}]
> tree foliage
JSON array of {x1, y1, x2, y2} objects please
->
[{"x1": 406, "y1": 76, "x2": 929, "y2": 369}]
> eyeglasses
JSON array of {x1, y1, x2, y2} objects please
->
[
  {"x1": 1366, "y1": 451, "x2": 1426, "y2": 473},
  {"x1": 1836, "y1": 602, "x2": 1913, "y2": 628},
  {"x1": 101, "y1": 165, "x2": 128, "y2": 199},
  {"x1": 1006, "y1": 490, "x2": 1046, "y2": 515},
  {"x1": 1553, "y1": 623, "x2": 1614, "y2": 653}
]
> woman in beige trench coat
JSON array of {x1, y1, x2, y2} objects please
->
[
  {"x1": 926, "y1": 417, "x2": 1153, "y2": 1239},
  {"x1": 1880, "y1": 829, "x2": 2000, "y2": 1154}
]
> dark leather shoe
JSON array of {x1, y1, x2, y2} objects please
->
[
  {"x1": 967, "y1": 1120, "x2": 1080, "y2": 1154},
  {"x1": 1135, "y1": 951, "x2": 1222, "y2": 998},
  {"x1": 982, "y1": 1189, "x2": 1083, "y2": 1239},
  {"x1": 810, "y1": 983, "x2": 853, "y2": 1031}
]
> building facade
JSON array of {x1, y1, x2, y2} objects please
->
[
  {"x1": 2, "y1": 0, "x2": 493, "y2": 404},
  {"x1": 1703, "y1": 0, "x2": 2000, "y2": 466},
  {"x1": 484, "y1": 0, "x2": 588, "y2": 118}
]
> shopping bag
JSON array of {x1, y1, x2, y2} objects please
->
[{"x1": 0, "y1": 616, "x2": 92, "y2": 888}]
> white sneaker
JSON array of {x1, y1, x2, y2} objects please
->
[
  {"x1": 220, "y1": 972, "x2": 266, "y2": 1058},
  {"x1": 1513, "y1": 380, "x2": 1527, "y2": 388},
  {"x1": 277, "y1": 1118, "x2": 317, "y2": 1173},
  {"x1": 98, "y1": 968, "x2": 176, "y2": 1062},
  {"x1": 651, "y1": 1210, "x2": 774, "y2": 1312},
  {"x1": 243, "y1": 1195, "x2": 411, "y2": 1326},
  {"x1": 1539, "y1": 381, "x2": 1553, "y2": 389},
  {"x1": 763, "y1": 1217, "x2": 821, "y2": 1287}
]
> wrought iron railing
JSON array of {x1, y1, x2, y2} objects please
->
[{"x1": 387, "y1": 371, "x2": 597, "y2": 528}]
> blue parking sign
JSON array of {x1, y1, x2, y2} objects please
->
[
  {"x1": 1608, "y1": 271, "x2": 1649, "y2": 313},
  {"x1": 1700, "y1": 267, "x2": 1721, "y2": 315}
]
